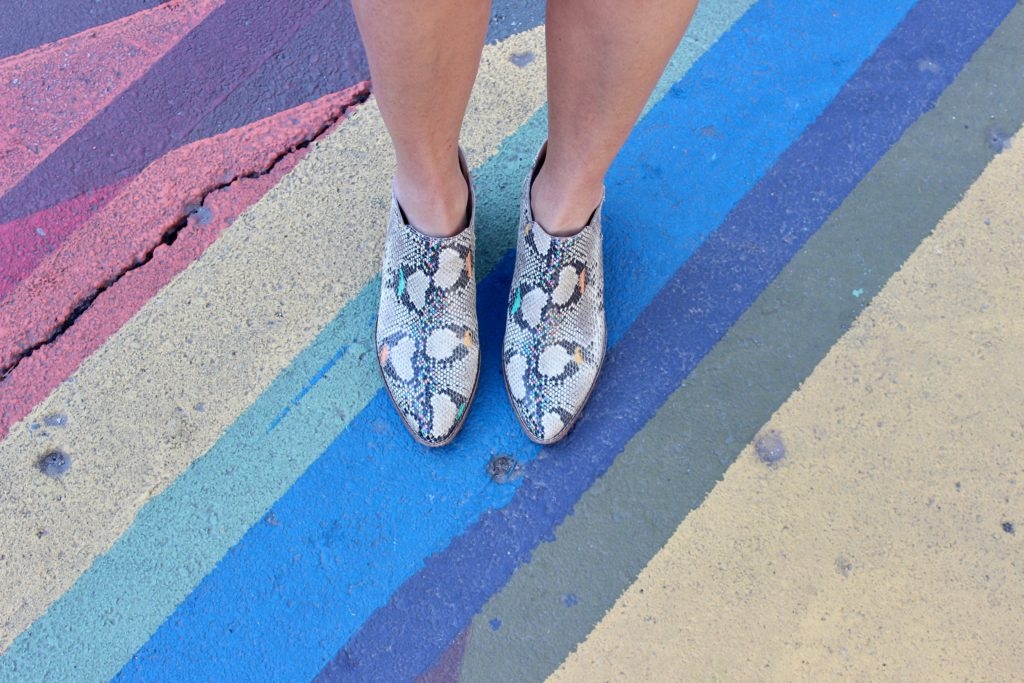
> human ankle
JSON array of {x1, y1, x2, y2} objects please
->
[
  {"x1": 529, "y1": 162, "x2": 603, "y2": 238},
  {"x1": 394, "y1": 164, "x2": 470, "y2": 238}
]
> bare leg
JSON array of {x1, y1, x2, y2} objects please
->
[
  {"x1": 533, "y1": 0, "x2": 699, "y2": 235},
  {"x1": 352, "y1": 0, "x2": 491, "y2": 237}
]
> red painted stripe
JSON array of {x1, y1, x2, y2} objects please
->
[
  {"x1": 0, "y1": 85, "x2": 368, "y2": 437},
  {"x1": 0, "y1": 180, "x2": 127, "y2": 301},
  {"x1": 0, "y1": 0, "x2": 224, "y2": 198}
]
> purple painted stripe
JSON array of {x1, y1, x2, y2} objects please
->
[
  {"x1": 182, "y1": 0, "x2": 368, "y2": 146},
  {"x1": 0, "y1": 0, "x2": 332, "y2": 224},
  {"x1": 185, "y1": 0, "x2": 544, "y2": 144},
  {"x1": 0, "y1": 0, "x2": 166, "y2": 59},
  {"x1": 319, "y1": 0, "x2": 1017, "y2": 679}
]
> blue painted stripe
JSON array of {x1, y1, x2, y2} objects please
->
[
  {"x1": 112, "y1": 1, "x2": 923, "y2": 680},
  {"x1": 323, "y1": 0, "x2": 1018, "y2": 679}
]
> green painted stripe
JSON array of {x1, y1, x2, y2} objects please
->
[{"x1": 460, "y1": 5, "x2": 1024, "y2": 681}]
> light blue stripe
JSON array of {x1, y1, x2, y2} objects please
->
[
  {"x1": 113, "y1": 1, "x2": 919, "y2": 681},
  {"x1": 0, "y1": 3, "x2": 757, "y2": 682}
]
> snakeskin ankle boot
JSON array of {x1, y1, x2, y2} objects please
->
[
  {"x1": 375, "y1": 152, "x2": 480, "y2": 446},
  {"x1": 501, "y1": 144, "x2": 607, "y2": 444}
]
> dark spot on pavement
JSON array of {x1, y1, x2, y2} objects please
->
[
  {"x1": 987, "y1": 127, "x2": 1011, "y2": 153},
  {"x1": 509, "y1": 51, "x2": 535, "y2": 68},
  {"x1": 43, "y1": 413, "x2": 67, "y2": 427},
  {"x1": 1002, "y1": 522, "x2": 1015, "y2": 535},
  {"x1": 192, "y1": 205, "x2": 214, "y2": 225},
  {"x1": 487, "y1": 455, "x2": 521, "y2": 484},
  {"x1": 562, "y1": 593, "x2": 579, "y2": 607},
  {"x1": 489, "y1": 618, "x2": 502, "y2": 631},
  {"x1": 754, "y1": 429, "x2": 786, "y2": 465},
  {"x1": 39, "y1": 450, "x2": 71, "y2": 477}
]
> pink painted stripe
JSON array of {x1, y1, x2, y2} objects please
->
[
  {"x1": 0, "y1": 0, "x2": 224, "y2": 199},
  {"x1": 0, "y1": 180, "x2": 128, "y2": 301},
  {"x1": 0, "y1": 85, "x2": 369, "y2": 437}
]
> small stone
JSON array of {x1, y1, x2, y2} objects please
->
[
  {"x1": 39, "y1": 450, "x2": 71, "y2": 477},
  {"x1": 1002, "y1": 521, "x2": 1015, "y2": 535},
  {"x1": 486, "y1": 455, "x2": 521, "y2": 484},
  {"x1": 754, "y1": 429, "x2": 786, "y2": 465}
]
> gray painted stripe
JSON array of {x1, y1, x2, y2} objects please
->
[{"x1": 460, "y1": 6, "x2": 1024, "y2": 682}]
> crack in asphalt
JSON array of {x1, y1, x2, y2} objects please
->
[{"x1": 0, "y1": 88, "x2": 370, "y2": 384}]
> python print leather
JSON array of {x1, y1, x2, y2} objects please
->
[
  {"x1": 375, "y1": 165, "x2": 479, "y2": 446},
  {"x1": 502, "y1": 147, "x2": 606, "y2": 443}
]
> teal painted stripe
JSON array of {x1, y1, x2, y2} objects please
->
[
  {"x1": 0, "y1": 2, "x2": 753, "y2": 680},
  {"x1": 116, "y1": 0, "x2": 921, "y2": 679}
]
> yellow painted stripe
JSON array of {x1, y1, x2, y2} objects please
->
[
  {"x1": 551, "y1": 127, "x2": 1024, "y2": 681},
  {"x1": 0, "y1": 27, "x2": 547, "y2": 651}
]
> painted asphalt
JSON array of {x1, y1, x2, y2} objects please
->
[{"x1": 1, "y1": 1, "x2": 1022, "y2": 681}]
